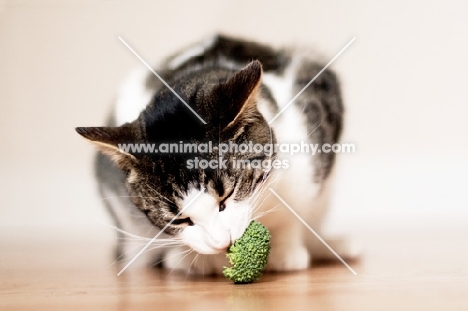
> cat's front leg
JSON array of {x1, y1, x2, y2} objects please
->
[
  {"x1": 163, "y1": 247, "x2": 228, "y2": 275},
  {"x1": 266, "y1": 224, "x2": 310, "y2": 271}
]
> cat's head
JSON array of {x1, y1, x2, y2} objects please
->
[{"x1": 77, "y1": 61, "x2": 276, "y2": 254}]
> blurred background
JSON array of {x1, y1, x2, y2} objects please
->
[{"x1": 1, "y1": 0, "x2": 467, "y2": 236}]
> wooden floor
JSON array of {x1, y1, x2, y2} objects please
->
[{"x1": 1, "y1": 216, "x2": 467, "y2": 311}]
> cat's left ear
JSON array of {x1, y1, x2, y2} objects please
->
[
  {"x1": 75, "y1": 125, "x2": 138, "y2": 169},
  {"x1": 214, "y1": 60, "x2": 263, "y2": 126}
]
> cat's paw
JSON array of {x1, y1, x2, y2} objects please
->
[
  {"x1": 266, "y1": 244, "x2": 310, "y2": 272},
  {"x1": 309, "y1": 237, "x2": 361, "y2": 262}
]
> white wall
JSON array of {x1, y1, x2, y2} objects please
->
[{"x1": 1, "y1": 0, "x2": 467, "y2": 228}]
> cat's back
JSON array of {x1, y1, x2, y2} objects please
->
[{"x1": 115, "y1": 34, "x2": 341, "y2": 125}]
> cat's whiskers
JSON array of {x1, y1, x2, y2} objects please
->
[
  {"x1": 105, "y1": 224, "x2": 153, "y2": 241},
  {"x1": 251, "y1": 182, "x2": 276, "y2": 211},
  {"x1": 251, "y1": 201, "x2": 277, "y2": 221},
  {"x1": 252, "y1": 204, "x2": 281, "y2": 221},
  {"x1": 146, "y1": 241, "x2": 183, "y2": 252},
  {"x1": 167, "y1": 248, "x2": 194, "y2": 276},
  {"x1": 106, "y1": 223, "x2": 179, "y2": 245},
  {"x1": 250, "y1": 171, "x2": 277, "y2": 209},
  {"x1": 202, "y1": 254, "x2": 206, "y2": 277},
  {"x1": 116, "y1": 238, "x2": 179, "y2": 246},
  {"x1": 249, "y1": 189, "x2": 268, "y2": 216},
  {"x1": 111, "y1": 242, "x2": 178, "y2": 268},
  {"x1": 152, "y1": 248, "x2": 192, "y2": 269},
  {"x1": 103, "y1": 222, "x2": 185, "y2": 266},
  {"x1": 249, "y1": 172, "x2": 280, "y2": 222},
  {"x1": 187, "y1": 252, "x2": 200, "y2": 278},
  {"x1": 111, "y1": 253, "x2": 126, "y2": 267}
]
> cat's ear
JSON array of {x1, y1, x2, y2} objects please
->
[
  {"x1": 75, "y1": 125, "x2": 138, "y2": 169},
  {"x1": 214, "y1": 60, "x2": 263, "y2": 126}
]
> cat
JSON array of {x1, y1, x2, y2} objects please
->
[{"x1": 76, "y1": 34, "x2": 354, "y2": 274}]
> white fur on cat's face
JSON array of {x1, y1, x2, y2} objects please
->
[{"x1": 178, "y1": 188, "x2": 252, "y2": 254}]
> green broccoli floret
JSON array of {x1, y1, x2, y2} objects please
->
[{"x1": 223, "y1": 221, "x2": 271, "y2": 284}]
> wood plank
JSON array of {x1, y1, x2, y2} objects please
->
[{"x1": 1, "y1": 221, "x2": 467, "y2": 310}]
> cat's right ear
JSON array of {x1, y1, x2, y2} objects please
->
[
  {"x1": 75, "y1": 126, "x2": 137, "y2": 169},
  {"x1": 213, "y1": 60, "x2": 263, "y2": 127}
]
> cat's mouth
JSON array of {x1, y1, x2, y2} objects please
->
[
  {"x1": 190, "y1": 244, "x2": 229, "y2": 255},
  {"x1": 180, "y1": 220, "x2": 245, "y2": 255}
]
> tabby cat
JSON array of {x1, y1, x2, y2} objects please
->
[{"x1": 77, "y1": 34, "x2": 352, "y2": 274}]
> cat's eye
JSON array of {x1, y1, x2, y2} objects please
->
[
  {"x1": 172, "y1": 217, "x2": 194, "y2": 226},
  {"x1": 219, "y1": 188, "x2": 235, "y2": 212}
]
